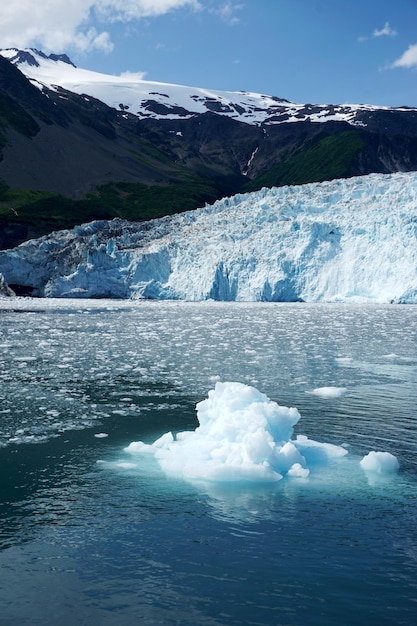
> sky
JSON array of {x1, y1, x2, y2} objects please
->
[{"x1": 2, "y1": 0, "x2": 417, "y2": 107}]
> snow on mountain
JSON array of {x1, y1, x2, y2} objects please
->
[
  {"x1": 0, "y1": 47, "x2": 410, "y2": 127},
  {"x1": 0, "y1": 172, "x2": 416, "y2": 303}
]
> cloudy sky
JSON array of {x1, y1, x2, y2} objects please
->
[{"x1": 2, "y1": 0, "x2": 417, "y2": 107}]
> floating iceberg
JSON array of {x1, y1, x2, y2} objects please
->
[
  {"x1": 125, "y1": 382, "x2": 349, "y2": 482},
  {"x1": 309, "y1": 386, "x2": 348, "y2": 398},
  {"x1": 360, "y1": 451, "x2": 400, "y2": 475}
]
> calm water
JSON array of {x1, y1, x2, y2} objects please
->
[{"x1": 0, "y1": 300, "x2": 416, "y2": 625}]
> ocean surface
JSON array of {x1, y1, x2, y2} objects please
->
[{"x1": 0, "y1": 300, "x2": 416, "y2": 625}]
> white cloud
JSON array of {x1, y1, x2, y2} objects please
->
[
  {"x1": 119, "y1": 70, "x2": 147, "y2": 80},
  {"x1": 73, "y1": 29, "x2": 114, "y2": 53},
  {"x1": 373, "y1": 22, "x2": 397, "y2": 38},
  {"x1": 214, "y1": 2, "x2": 244, "y2": 25},
  {"x1": 0, "y1": 1, "x2": 91, "y2": 51},
  {"x1": 0, "y1": 0, "x2": 200, "y2": 53},
  {"x1": 358, "y1": 21, "x2": 397, "y2": 43},
  {"x1": 391, "y1": 43, "x2": 417, "y2": 69},
  {"x1": 94, "y1": 0, "x2": 201, "y2": 22}
]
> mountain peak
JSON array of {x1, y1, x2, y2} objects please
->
[
  {"x1": 0, "y1": 48, "x2": 76, "y2": 69},
  {"x1": 48, "y1": 53, "x2": 76, "y2": 67}
]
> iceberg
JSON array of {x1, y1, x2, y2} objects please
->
[
  {"x1": 0, "y1": 171, "x2": 416, "y2": 302},
  {"x1": 124, "y1": 381, "x2": 349, "y2": 482},
  {"x1": 360, "y1": 451, "x2": 400, "y2": 475},
  {"x1": 309, "y1": 387, "x2": 348, "y2": 398}
]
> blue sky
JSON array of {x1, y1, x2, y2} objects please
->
[{"x1": 2, "y1": 0, "x2": 417, "y2": 107}]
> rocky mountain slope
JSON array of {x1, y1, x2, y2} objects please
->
[{"x1": 2, "y1": 49, "x2": 417, "y2": 248}]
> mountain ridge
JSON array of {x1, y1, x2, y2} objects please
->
[{"x1": 3, "y1": 48, "x2": 416, "y2": 127}]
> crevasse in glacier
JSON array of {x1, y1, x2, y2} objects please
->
[{"x1": 0, "y1": 172, "x2": 416, "y2": 302}]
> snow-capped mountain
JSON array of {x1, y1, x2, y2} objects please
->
[
  {"x1": 2, "y1": 48, "x2": 417, "y2": 251},
  {"x1": 1, "y1": 47, "x2": 415, "y2": 127},
  {"x1": 1, "y1": 171, "x2": 416, "y2": 303}
]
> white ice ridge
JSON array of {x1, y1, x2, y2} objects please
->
[
  {"x1": 124, "y1": 382, "x2": 349, "y2": 482},
  {"x1": 1, "y1": 171, "x2": 417, "y2": 303}
]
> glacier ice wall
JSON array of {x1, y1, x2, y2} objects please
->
[
  {"x1": 0, "y1": 273, "x2": 15, "y2": 297},
  {"x1": 0, "y1": 172, "x2": 416, "y2": 302}
]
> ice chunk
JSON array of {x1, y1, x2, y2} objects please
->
[
  {"x1": 360, "y1": 450, "x2": 400, "y2": 474},
  {"x1": 310, "y1": 387, "x2": 348, "y2": 398},
  {"x1": 125, "y1": 382, "x2": 348, "y2": 483}
]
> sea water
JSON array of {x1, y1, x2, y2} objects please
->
[{"x1": 0, "y1": 300, "x2": 416, "y2": 625}]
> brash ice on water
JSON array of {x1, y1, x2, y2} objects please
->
[{"x1": 124, "y1": 382, "x2": 399, "y2": 482}]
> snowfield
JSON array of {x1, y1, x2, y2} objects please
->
[{"x1": 0, "y1": 171, "x2": 416, "y2": 303}]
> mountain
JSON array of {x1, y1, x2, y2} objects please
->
[
  {"x1": 1, "y1": 47, "x2": 409, "y2": 127},
  {"x1": 2, "y1": 48, "x2": 417, "y2": 248},
  {"x1": 1, "y1": 171, "x2": 416, "y2": 303}
]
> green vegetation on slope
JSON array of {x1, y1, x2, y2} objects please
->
[
  {"x1": 0, "y1": 92, "x2": 39, "y2": 146},
  {"x1": 0, "y1": 177, "x2": 223, "y2": 236},
  {"x1": 247, "y1": 130, "x2": 365, "y2": 190},
  {"x1": 0, "y1": 131, "x2": 367, "y2": 241}
]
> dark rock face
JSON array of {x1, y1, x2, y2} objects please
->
[
  {"x1": 0, "y1": 222, "x2": 43, "y2": 250},
  {"x1": 141, "y1": 100, "x2": 191, "y2": 117},
  {"x1": 8, "y1": 50, "x2": 41, "y2": 67},
  {"x1": 3, "y1": 48, "x2": 76, "y2": 68},
  {"x1": 48, "y1": 53, "x2": 76, "y2": 67}
]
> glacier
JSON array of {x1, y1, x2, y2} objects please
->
[
  {"x1": 0, "y1": 171, "x2": 416, "y2": 303},
  {"x1": 0, "y1": 273, "x2": 15, "y2": 297}
]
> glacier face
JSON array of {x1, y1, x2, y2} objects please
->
[
  {"x1": 0, "y1": 172, "x2": 416, "y2": 303},
  {"x1": 0, "y1": 273, "x2": 15, "y2": 297}
]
